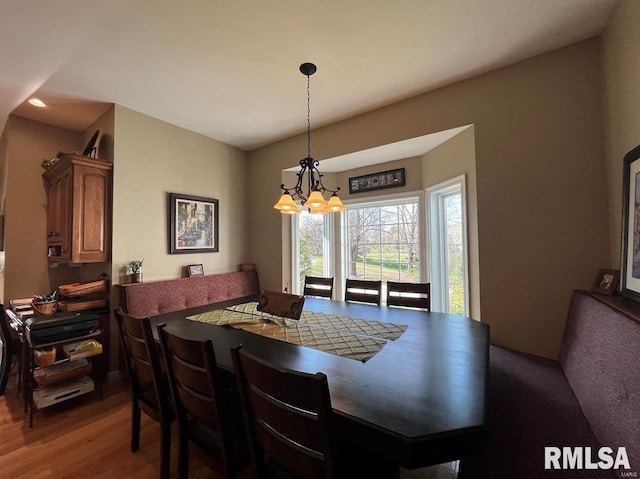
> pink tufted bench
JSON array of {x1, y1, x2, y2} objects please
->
[{"x1": 119, "y1": 270, "x2": 260, "y2": 318}]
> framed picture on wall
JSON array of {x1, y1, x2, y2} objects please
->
[
  {"x1": 349, "y1": 168, "x2": 406, "y2": 194},
  {"x1": 169, "y1": 193, "x2": 219, "y2": 254},
  {"x1": 620, "y1": 144, "x2": 640, "y2": 301}
]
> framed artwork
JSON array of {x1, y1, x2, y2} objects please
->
[
  {"x1": 621, "y1": 144, "x2": 640, "y2": 301},
  {"x1": 349, "y1": 168, "x2": 405, "y2": 194},
  {"x1": 591, "y1": 269, "x2": 620, "y2": 296},
  {"x1": 187, "y1": 264, "x2": 204, "y2": 277},
  {"x1": 169, "y1": 193, "x2": 219, "y2": 254}
]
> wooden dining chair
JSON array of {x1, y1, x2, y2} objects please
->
[
  {"x1": 115, "y1": 309, "x2": 173, "y2": 479},
  {"x1": 386, "y1": 281, "x2": 431, "y2": 311},
  {"x1": 303, "y1": 276, "x2": 334, "y2": 299},
  {"x1": 344, "y1": 279, "x2": 382, "y2": 305},
  {"x1": 157, "y1": 324, "x2": 248, "y2": 479},
  {"x1": 231, "y1": 345, "x2": 338, "y2": 479}
]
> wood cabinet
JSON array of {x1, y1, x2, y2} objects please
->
[{"x1": 43, "y1": 153, "x2": 112, "y2": 263}]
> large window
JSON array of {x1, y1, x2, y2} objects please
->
[{"x1": 345, "y1": 198, "x2": 421, "y2": 283}]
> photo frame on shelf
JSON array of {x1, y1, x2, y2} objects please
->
[
  {"x1": 621, "y1": 144, "x2": 640, "y2": 301},
  {"x1": 187, "y1": 264, "x2": 204, "y2": 277},
  {"x1": 349, "y1": 168, "x2": 405, "y2": 194},
  {"x1": 591, "y1": 269, "x2": 620, "y2": 296},
  {"x1": 169, "y1": 193, "x2": 219, "y2": 254}
]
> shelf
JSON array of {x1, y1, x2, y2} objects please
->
[{"x1": 31, "y1": 329, "x2": 102, "y2": 349}]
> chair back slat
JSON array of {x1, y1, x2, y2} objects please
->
[
  {"x1": 231, "y1": 346, "x2": 336, "y2": 479},
  {"x1": 386, "y1": 281, "x2": 431, "y2": 311},
  {"x1": 158, "y1": 327, "x2": 222, "y2": 423},
  {"x1": 344, "y1": 279, "x2": 382, "y2": 305},
  {"x1": 303, "y1": 276, "x2": 334, "y2": 299}
]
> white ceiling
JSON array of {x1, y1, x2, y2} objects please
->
[{"x1": 1, "y1": 0, "x2": 616, "y2": 152}]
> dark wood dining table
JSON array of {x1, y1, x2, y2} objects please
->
[{"x1": 149, "y1": 297, "x2": 489, "y2": 474}]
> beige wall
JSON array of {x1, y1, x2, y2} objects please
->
[
  {"x1": 111, "y1": 105, "x2": 250, "y2": 288},
  {"x1": 422, "y1": 126, "x2": 480, "y2": 320},
  {"x1": 249, "y1": 39, "x2": 609, "y2": 359},
  {"x1": 3, "y1": 116, "x2": 82, "y2": 302},
  {"x1": 603, "y1": 0, "x2": 640, "y2": 266}
]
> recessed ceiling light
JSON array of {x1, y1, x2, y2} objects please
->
[{"x1": 28, "y1": 98, "x2": 46, "y2": 108}]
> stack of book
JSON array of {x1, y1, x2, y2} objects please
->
[{"x1": 10, "y1": 298, "x2": 35, "y2": 320}]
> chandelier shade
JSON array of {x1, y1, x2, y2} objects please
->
[{"x1": 274, "y1": 63, "x2": 345, "y2": 215}]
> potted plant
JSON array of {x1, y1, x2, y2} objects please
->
[{"x1": 129, "y1": 259, "x2": 144, "y2": 283}]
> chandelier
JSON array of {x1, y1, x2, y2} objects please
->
[{"x1": 274, "y1": 63, "x2": 345, "y2": 215}]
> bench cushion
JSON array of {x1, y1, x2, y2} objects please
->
[
  {"x1": 560, "y1": 291, "x2": 640, "y2": 472},
  {"x1": 119, "y1": 271, "x2": 260, "y2": 317},
  {"x1": 488, "y1": 345, "x2": 611, "y2": 479}
]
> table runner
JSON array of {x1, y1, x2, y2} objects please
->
[{"x1": 187, "y1": 302, "x2": 407, "y2": 362}]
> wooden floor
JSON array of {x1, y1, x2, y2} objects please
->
[
  {"x1": 0, "y1": 371, "x2": 226, "y2": 479},
  {"x1": 0, "y1": 369, "x2": 457, "y2": 479}
]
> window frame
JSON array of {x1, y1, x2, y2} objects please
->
[{"x1": 426, "y1": 174, "x2": 469, "y2": 315}]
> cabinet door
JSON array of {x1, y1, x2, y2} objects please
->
[
  {"x1": 46, "y1": 169, "x2": 71, "y2": 260},
  {"x1": 71, "y1": 164, "x2": 111, "y2": 263}
]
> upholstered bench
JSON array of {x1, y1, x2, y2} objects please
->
[
  {"x1": 487, "y1": 290, "x2": 639, "y2": 479},
  {"x1": 119, "y1": 270, "x2": 260, "y2": 317}
]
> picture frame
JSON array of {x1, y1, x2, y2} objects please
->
[
  {"x1": 169, "y1": 193, "x2": 219, "y2": 254},
  {"x1": 591, "y1": 269, "x2": 620, "y2": 296},
  {"x1": 187, "y1": 264, "x2": 204, "y2": 277},
  {"x1": 621, "y1": 144, "x2": 640, "y2": 301},
  {"x1": 349, "y1": 167, "x2": 406, "y2": 194}
]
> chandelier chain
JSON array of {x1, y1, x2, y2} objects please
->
[{"x1": 306, "y1": 73, "x2": 311, "y2": 159}]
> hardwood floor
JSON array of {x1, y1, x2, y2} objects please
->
[
  {"x1": 0, "y1": 372, "x2": 226, "y2": 479},
  {"x1": 0, "y1": 370, "x2": 457, "y2": 479}
]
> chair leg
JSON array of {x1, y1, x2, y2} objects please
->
[
  {"x1": 131, "y1": 401, "x2": 141, "y2": 452},
  {"x1": 178, "y1": 429, "x2": 189, "y2": 479},
  {"x1": 160, "y1": 419, "x2": 171, "y2": 479}
]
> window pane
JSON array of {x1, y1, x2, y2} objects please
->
[
  {"x1": 298, "y1": 212, "x2": 327, "y2": 291},
  {"x1": 444, "y1": 192, "x2": 465, "y2": 314},
  {"x1": 346, "y1": 199, "x2": 420, "y2": 285}
]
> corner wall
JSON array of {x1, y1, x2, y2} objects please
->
[
  {"x1": 111, "y1": 106, "x2": 250, "y2": 287},
  {"x1": 248, "y1": 39, "x2": 609, "y2": 359},
  {"x1": 603, "y1": 0, "x2": 640, "y2": 266},
  {"x1": 3, "y1": 116, "x2": 82, "y2": 301}
]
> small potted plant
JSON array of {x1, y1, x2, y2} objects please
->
[{"x1": 128, "y1": 259, "x2": 144, "y2": 283}]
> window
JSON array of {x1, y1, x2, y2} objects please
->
[
  {"x1": 428, "y1": 176, "x2": 468, "y2": 315},
  {"x1": 292, "y1": 211, "x2": 332, "y2": 294},
  {"x1": 344, "y1": 197, "x2": 421, "y2": 283}
]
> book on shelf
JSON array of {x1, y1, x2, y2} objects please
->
[
  {"x1": 11, "y1": 297, "x2": 34, "y2": 309},
  {"x1": 16, "y1": 309, "x2": 35, "y2": 319}
]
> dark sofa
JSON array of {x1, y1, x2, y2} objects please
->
[{"x1": 487, "y1": 290, "x2": 640, "y2": 478}]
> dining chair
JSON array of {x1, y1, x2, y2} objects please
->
[
  {"x1": 303, "y1": 276, "x2": 334, "y2": 299},
  {"x1": 386, "y1": 281, "x2": 431, "y2": 311},
  {"x1": 230, "y1": 345, "x2": 338, "y2": 479},
  {"x1": 344, "y1": 279, "x2": 382, "y2": 305},
  {"x1": 157, "y1": 324, "x2": 248, "y2": 479},
  {"x1": 114, "y1": 309, "x2": 173, "y2": 479}
]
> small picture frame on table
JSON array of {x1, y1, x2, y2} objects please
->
[
  {"x1": 187, "y1": 264, "x2": 204, "y2": 277},
  {"x1": 591, "y1": 269, "x2": 620, "y2": 296}
]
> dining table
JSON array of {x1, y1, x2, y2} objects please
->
[{"x1": 148, "y1": 296, "x2": 489, "y2": 475}]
